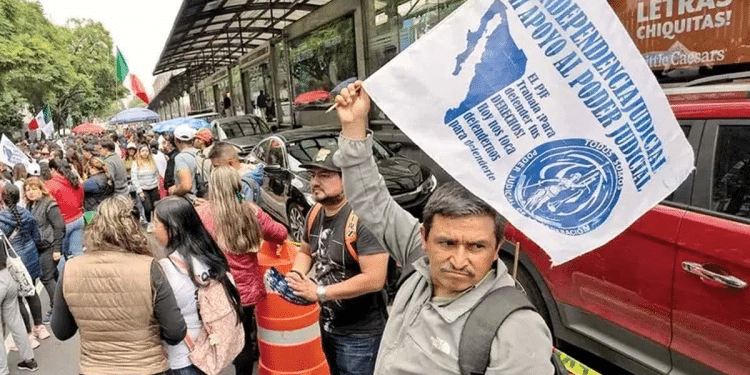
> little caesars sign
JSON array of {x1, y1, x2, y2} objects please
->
[{"x1": 612, "y1": 0, "x2": 748, "y2": 70}]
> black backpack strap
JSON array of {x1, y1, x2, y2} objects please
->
[{"x1": 459, "y1": 286, "x2": 536, "y2": 375}]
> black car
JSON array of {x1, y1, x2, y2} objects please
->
[
  {"x1": 210, "y1": 114, "x2": 275, "y2": 155},
  {"x1": 249, "y1": 126, "x2": 437, "y2": 241}
]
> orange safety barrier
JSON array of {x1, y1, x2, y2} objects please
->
[{"x1": 256, "y1": 241, "x2": 330, "y2": 375}]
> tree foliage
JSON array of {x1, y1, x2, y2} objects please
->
[{"x1": 0, "y1": 0, "x2": 127, "y2": 135}]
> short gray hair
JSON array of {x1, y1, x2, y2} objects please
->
[{"x1": 422, "y1": 182, "x2": 505, "y2": 246}]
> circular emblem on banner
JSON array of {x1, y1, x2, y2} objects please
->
[{"x1": 504, "y1": 138, "x2": 623, "y2": 236}]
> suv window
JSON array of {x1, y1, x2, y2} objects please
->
[
  {"x1": 286, "y1": 137, "x2": 393, "y2": 173},
  {"x1": 664, "y1": 124, "x2": 693, "y2": 203},
  {"x1": 220, "y1": 116, "x2": 270, "y2": 138},
  {"x1": 712, "y1": 125, "x2": 750, "y2": 217}
]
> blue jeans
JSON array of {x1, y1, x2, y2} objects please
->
[
  {"x1": 321, "y1": 330, "x2": 382, "y2": 375},
  {"x1": 167, "y1": 365, "x2": 205, "y2": 375},
  {"x1": 58, "y1": 216, "x2": 84, "y2": 275}
]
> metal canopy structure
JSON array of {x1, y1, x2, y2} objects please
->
[{"x1": 153, "y1": 0, "x2": 331, "y2": 85}]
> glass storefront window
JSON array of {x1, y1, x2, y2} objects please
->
[
  {"x1": 231, "y1": 66, "x2": 245, "y2": 116},
  {"x1": 274, "y1": 41, "x2": 293, "y2": 124},
  {"x1": 199, "y1": 88, "x2": 211, "y2": 112},
  {"x1": 288, "y1": 16, "x2": 357, "y2": 109},
  {"x1": 189, "y1": 91, "x2": 199, "y2": 113},
  {"x1": 215, "y1": 77, "x2": 229, "y2": 114},
  {"x1": 366, "y1": 0, "x2": 465, "y2": 121},
  {"x1": 368, "y1": 0, "x2": 465, "y2": 74}
]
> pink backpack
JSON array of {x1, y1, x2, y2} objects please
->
[{"x1": 170, "y1": 255, "x2": 244, "y2": 375}]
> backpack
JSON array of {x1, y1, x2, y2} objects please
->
[
  {"x1": 458, "y1": 286, "x2": 568, "y2": 375},
  {"x1": 306, "y1": 204, "x2": 402, "y2": 302},
  {"x1": 182, "y1": 149, "x2": 208, "y2": 198},
  {"x1": 169, "y1": 255, "x2": 244, "y2": 375},
  {"x1": 240, "y1": 165, "x2": 264, "y2": 204}
]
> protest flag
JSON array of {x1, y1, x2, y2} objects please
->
[
  {"x1": 115, "y1": 48, "x2": 150, "y2": 104},
  {"x1": 130, "y1": 74, "x2": 150, "y2": 105},
  {"x1": 116, "y1": 48, "x2": 129, "y2": 83},
  {"x1": 28, "y1": 105, "x2": 54, "y2": 138},
  {"x1": 41, "y1": 105, "x2": 54, "y2": 138},
  {"x1": 361, "y1": 0, "x2": 694, "y2": 264}
]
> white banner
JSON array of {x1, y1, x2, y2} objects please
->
[
  {"x1": 364, "y1": 0, "x2": 694, "y2": 264},
  {"x1": 0, "y1": 135, "x2": 31, "y2": 168}
]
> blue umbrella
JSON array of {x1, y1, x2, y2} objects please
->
[
  {"x1": 109, "y1": 108, "x2": 160, "y2": 125},
  {"x1": 151, "y1": 117, "x2": 211, "y2": 133}
]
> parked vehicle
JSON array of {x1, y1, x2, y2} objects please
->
[
  {"x1": 503, "y1": 84, "x2": 750, "y2": 375},
  {"x1": 210, "y1": 114, "x2": 275, "y2": 155},
  {"x1": 188, "y1": 111, "x2": 221, "y2": 124},
  {"x1": 248, "y1": 125, "x2": 437, "y2": 241}
]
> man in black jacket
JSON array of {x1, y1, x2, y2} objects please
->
[{"x1": 161, "y1": 134, "x2": 179, "y2": 191}]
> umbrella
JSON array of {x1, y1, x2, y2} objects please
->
[
  {"x1": 109, "y1": 108, "x2": 160, "y2": 125},
  {"x1": 294, "y1": 90, "x2": 331, "y2": 105},
  {"x1": 72, "y1": 123, "x2": 104, "y2": 134},
  {"x1": 151, "y1": 117, "x2": 211, "y2": 133}
]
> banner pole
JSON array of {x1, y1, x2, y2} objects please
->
[{"x1": 513, "y1": 241, "x2": 520, "y2": 281}]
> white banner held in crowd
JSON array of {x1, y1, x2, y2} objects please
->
[
  {"x1": 0, "y1": 135, "x2": 31, "y2": 168},
  {"x1": 363, "y1": 0, "x2": 694, "y2": 264}
]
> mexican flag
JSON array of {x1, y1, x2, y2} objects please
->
[
  {"x1": 28, "y1": 106, "x2": 54, "y2": 138},
  {"x1": 116, "y1": 48, "x2": 150, "y2": 105}
]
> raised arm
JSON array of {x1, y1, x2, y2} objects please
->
[{"x1": 333, "y1": 81, "x2": 424, "y2": 274}]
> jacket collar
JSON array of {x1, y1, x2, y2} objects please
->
[{"x1": 413, "y1": 257, "x2": 508, "y2": 323}]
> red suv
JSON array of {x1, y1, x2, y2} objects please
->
[{"x1": 502, "y1": 87, "x2": 750, "y2": 375}]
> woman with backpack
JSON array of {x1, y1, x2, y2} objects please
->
[
  {"x1": 154, "y1": 196, "x2": 244, "y2": 375},
  {"x1": 0, "y1": 183, "x2": 48, "y2": 349},
  {"x1": 195, "y1": 166, "x2": 288, "y2": 374},
  {"x1": 0, "y1": 227, "x2": 39, "y2": 372},
  {"x1": 24, "y1": 177, "x2": 65, "y2": 324},
  {"x1": 82, "y1": 157, "x2": 113, "y2": 213},
  {"x1": 46, "y1": 158, "x2": 84, "y2": 267},
  {"x1": 131, "y1": 144, "x2": 160, "y2": 230},
  {"x1": 50, "y1": 195, "x2": 187, "y2": 375}
]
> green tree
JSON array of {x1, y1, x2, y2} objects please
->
[{"x1": 0, "y1": 0, "x2": 127, "y2": 135}]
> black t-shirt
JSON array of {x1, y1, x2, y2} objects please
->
[{"x1": 303, "y1": 204, "x2": 387, "y2": 334}]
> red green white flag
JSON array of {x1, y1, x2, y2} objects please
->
[
  {"x1": 115, "y1": 48, "x2": 150, "y2": 104},
  {"x1": 27, "y1": 106, "x2": 54, "y2": 137}
]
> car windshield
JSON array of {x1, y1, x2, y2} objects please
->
[
  {"x1": 218, "y1": 116, "x2": 270, "y2": 138},
  {"x1": 286, "y1": 136, "x2": 391, "y2": 173}
]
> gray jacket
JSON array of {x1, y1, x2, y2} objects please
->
[
  {"x1": 334, "y1": 132, "x2": 554, "y2": 375},
  {"x1": 104, "y1": 153, "x2": 128, "y2": 196}
]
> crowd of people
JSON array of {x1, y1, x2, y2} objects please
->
[
  {"x1": 0, "y1": 123, "x2": 278, "y2": 374},
  {"x1": 0, "y1": 81, "x2": 557, "y2": 375}
]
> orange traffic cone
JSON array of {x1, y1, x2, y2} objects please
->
[{"x1": 256, "y1": 241, "x2": 330, "y2": 375}]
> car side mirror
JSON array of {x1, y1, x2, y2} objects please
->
[
  {"x1": 265, "y1": 164, "x2": 282, "y2": 172},
  {"x1": 389, "y1": 142, "x2": 402, "y2": 153}
]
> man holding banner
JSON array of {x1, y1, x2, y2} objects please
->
[
  {"x1": 332, "y1": 82, "x2": 555, "y2": 374},
  {"x1": 327, "y1": 0, "x2": 694, "y2": 372}
]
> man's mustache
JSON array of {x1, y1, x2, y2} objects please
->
[{"x1": 439, "y1": 264, "x2": 475, "y2": 277}]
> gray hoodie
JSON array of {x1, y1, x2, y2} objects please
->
[{"x1": 334, "y1": 132, "x2": 554, "y2": 375}]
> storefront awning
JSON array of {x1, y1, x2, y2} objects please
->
[{"x1": 153, "y1": 0, "x2": 331, "y2": 84}]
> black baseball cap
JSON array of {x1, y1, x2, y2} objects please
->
[{"x1": 299, "y1": 146, "x2": 341, "y2": 173}]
